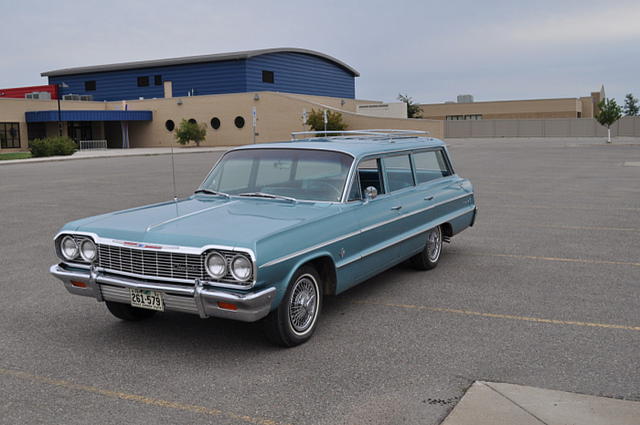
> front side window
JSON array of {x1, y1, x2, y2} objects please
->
[
  {"x1": 200, "y1": 149, "x2": 353, "y2": 202},
  {"x1": 356, "y1": 158, "x2": 385, "y2": 196},
  {"x1": 383, "y1": 154, "x2": 414, "y2": 192},
  {"x1": 413, "y1": 150, "x2": 452, "y2": 184}
]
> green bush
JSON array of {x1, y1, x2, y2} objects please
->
[
  {"x1": 175, "y1": 119, "x2": 207, "y2": 146},
  {"x1": 30, "y1": 137, "x2": 77, "y2": 157},
  {"x1": 305, "y1": 109, "x2": 347, "y2": 135}
]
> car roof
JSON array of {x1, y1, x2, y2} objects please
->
[{"x1": 231, "y1": 136, "x2": 446, "y2": 159}]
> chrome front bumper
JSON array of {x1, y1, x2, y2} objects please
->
[{"x1": 49, "y1": 263, "x2": 276, "y2": 322}]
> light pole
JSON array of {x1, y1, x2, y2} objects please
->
[{"x1": 56, "y1": 82, "x2": 69, "y2": 136}]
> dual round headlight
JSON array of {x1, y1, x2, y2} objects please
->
[
  {"x1": 60, "y1": 235, "x2": 97, "y2": 263},
  {"x1": 205, "y1": 251, "x2": 252, "y2": 282}
]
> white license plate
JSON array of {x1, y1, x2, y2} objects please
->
[{"x1": 129, "y1": 288, "x2": 164, "y2": 311}]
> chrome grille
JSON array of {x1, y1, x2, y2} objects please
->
[
  {"x1": 98, "y1": 244, "x2": 205, "y2": 281},
  {"x1": 96, "y1": 244, "x2": 253, "y2": 284}
]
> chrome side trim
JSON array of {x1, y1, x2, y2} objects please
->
[
  {"x1": 260, "y1": 229, "x2": 362, "y2": 268},
  {"x1": 145, "y1": 201, "x2": 238, "y2": 232},
  {"x1": 260, "y1": 192, "x2": 474, "y2": 268},
  {"x1": 337, "y1": 206, "x2": 476, "y2": 268}
]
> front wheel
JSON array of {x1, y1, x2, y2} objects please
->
[
  {"x1": 105, "y1": 301, "x2": 157, "y2": 321},
  {"x1": 410, "y1": 225, "x2": 443, "y2": 270},
  {"x1": 264, "y1": 265, "x2": 323, "y2": 347}
]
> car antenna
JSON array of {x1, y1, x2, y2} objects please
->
[{"x1": 170, "y1": 143, "x2": 179, "y2": 215}]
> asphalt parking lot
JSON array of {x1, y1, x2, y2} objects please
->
[{"x1": 0, "y1": 137, "x2": 638, "y2": 425}]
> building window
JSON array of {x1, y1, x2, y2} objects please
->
[
  {"x1": 0, "y1": 122, "x2": 20, "y2": 148},
  {"x1": 262, "y1": 70, "x2": 274, "y2": 84},
  {"x1": 211, "y1": 117, "x2": 221, "y2": 129},
  {"x1": 84, "y1": 80, "x2": 96, "y2": 91},
  {"x1": 154, "y1": 75, "x2": 162, "y2": 86},
  {"x1": 188, "y1": 118, "x2": 197, "y2": 124},
  {"x1": 137, "y1": 76, "x2": 149, "y2": 87},
  {"x1": 165, "y1": 120, "x2": 175, "y2": 131},
  {"x1": 234, "y1": 116, "x2": 245, "y2": 128},
  {"x1": 445, "y1": 114, "x2": 482, "y2": 120}
]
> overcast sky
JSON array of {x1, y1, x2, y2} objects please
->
[{"x1": 2, "y1": 0, "x2": 638, "y2": 104}]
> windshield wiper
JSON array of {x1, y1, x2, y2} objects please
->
[
  {"x1": 238, "y1": 192, "x2": 297, "y2": 203},
  {"x1": 194, "y1": 188, "x2": 230, "y2": 199}
]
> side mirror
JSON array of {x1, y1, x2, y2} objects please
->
[{"x1": 364, "y1": 186, "x2": 378, "y2": 201}]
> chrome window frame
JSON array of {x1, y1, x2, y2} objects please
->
[{"x1": 197, "y1": 147, "x2": 356, "y2": 204}]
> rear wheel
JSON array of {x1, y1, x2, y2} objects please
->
[
  {"x1": 411, "y1": 225, "x2": 443, "y2": 270},
  {"x1": 105, "y1": 301, "x2": 157, "y2": 321},
  {"x1": 264, "y1": 265, "x2": 323, "y2": 347}
]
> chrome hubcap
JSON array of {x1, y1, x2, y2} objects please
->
[
  {"x1": 289, "y1": 275, "x2": 318, "y2": 334},
  {"x1": 426, "y1": 226, "x2": 442, "y2": 262}
]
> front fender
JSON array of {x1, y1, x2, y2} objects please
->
[{"x1": 258, "y1": 250, "x2": 337, "y2": 308}]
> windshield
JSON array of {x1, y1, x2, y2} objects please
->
[{"x1": 199, "y1": 149, "x2": 354, "y2": 202}]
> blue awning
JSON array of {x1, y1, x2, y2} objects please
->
[{"x1": 25, "y1": 110, "x2": 152, "y2": 122}]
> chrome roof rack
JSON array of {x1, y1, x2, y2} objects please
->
[{"x1": 290, "y1": 129, "x2": 430, "y2": 141}]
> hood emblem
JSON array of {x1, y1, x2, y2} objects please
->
[{"x1": 113, "y1": 240, "x2": 179, "y2": 250}]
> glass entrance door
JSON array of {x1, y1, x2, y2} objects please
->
[{"x1": 67, "y1": 121, "x2": 93, "y2": 142}]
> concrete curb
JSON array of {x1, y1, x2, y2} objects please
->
[
  {"x1": 442, "y1": 381, "x2": 640, "y2": 425},
  {"x1": 0, "y1": 147, "x2": 231, "y2": 167}
]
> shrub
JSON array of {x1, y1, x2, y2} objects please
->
[
  {"x1": 175, "y1": 119, "x2": 207, "y2": 146},
  {"x1": 305, "y1": 109, "x2": 347, "y2": 135},
  {"x1": 30, "y1": 137, "x2": 77, "y2": 157}
]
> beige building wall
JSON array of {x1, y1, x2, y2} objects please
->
[
  {"x1": 123, "y1": 91, "x2": 441, "y2": 147},
  {"x1": 420, "y1": 98, "x2": 585, "y2": 120},
  {"x1": 1, "y1": 91, "x2": 436, "y2": 151}
]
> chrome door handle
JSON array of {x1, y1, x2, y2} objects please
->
[
  {"x1": 391, "y1": 205, "x2": 402, "y2": 211},
  {"x1": 424, "y1": 196, "x2": 434, "y2": 201}
]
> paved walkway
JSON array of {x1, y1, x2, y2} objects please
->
[
  {"x1": 442, "y1": 381, "x2": 640, "y2": 425},
  {"x1": 0, "y1": 147, "x2": 230, "y2": 166}
]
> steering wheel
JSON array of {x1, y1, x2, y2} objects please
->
[{"x1": 307, "y1": 181, "x2": 341, "y2": 201}]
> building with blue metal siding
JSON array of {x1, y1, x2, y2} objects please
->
[{"x1": 42, "y1": 48, "x2": 359, "y2": 101}]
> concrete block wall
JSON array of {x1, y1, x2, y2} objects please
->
[{"x1": 445, "y1": 117, "x2": 640, "y2": 138}]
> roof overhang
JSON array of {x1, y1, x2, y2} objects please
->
[
  {"x1": 41, "y1": 48, "x2": 360, "y2": 78},
  {"x1": 25, "y1": 110, "x2": 153, "y2": 122}
]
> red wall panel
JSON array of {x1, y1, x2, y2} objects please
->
[{"x1": 0, "y1": 84, "x2": 58, "y2": 99}]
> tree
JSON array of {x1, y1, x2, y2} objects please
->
[
  {"x1": 397, "y1": 93, "x2": 423, "y2": 118},
  {"x1": 596, "y1": 98, "x2": 622, "y2": 144},
  {"x1": 174, "y1": 119, "x2": 206, "y2": 147},
  {"x1": 305, "y1": 109, "x2": 348, "y2": 135},
  {"x1": 623, "y1": 93, "x2": 639, "y2": 116}
]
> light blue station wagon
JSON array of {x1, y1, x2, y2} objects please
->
[{"x1": 50, "y1": 130, "x2": 476, "y2": 346}]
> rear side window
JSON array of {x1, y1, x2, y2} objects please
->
[
  {"x1": 383, "y1": 154, "x2": 414, "y2": 192},
  {"x1": 413, "y1": 150, "x2": 452, "y2": 184}
]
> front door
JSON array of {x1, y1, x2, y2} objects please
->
[{"x1": 67, "y1": 121, "x2": 93, "y2": 143}]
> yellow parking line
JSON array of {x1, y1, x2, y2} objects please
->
[
  {"x1": 497, "y1": 204, "x2": 640, "y2": 212},
  {"x1": 0, "y1": 368, "x2": 287, "y2": 425},
  {"x1": 353, "y1": 301, "x2": 640, "y2": 332},
  {"x1": 531, "y1": 224, "x2": 640, "y2": 232},
  {"x1": 475, "y1": 253, "x2": 640, "y2": 267}
]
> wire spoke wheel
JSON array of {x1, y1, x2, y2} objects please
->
[
  {"x1": 426, "y1": 226, "x2": 442, "y2": 262},
  {"x1": 288, "y1": 275, "x2": 318, "y2": 334}
]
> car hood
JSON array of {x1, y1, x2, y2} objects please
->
[{"x1": 66, "y1": 196, "x2": 339, "y2": 249}]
